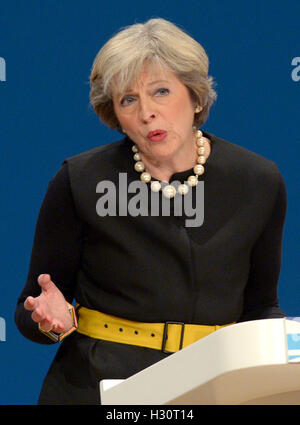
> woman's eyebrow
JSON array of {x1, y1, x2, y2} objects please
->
[
  {"x1": 120, "y1": 79, "x2": 170, "y2": 96},
  {"x1": 147, "y1": 79, "x2": 169, "y2": 86}
]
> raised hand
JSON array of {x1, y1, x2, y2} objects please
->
[{"x1": 24, "y1": 274, "x2": 73, "y2": 334}]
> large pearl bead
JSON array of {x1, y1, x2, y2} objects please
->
[
  {"x1": 134, "y1": 161, "x2": 145, "y2": 172},
  {"x1": 163, "y1": 185, "x2": 176, "y2": 198},
  {"x1": 196, "y1": 137, "x2": 204, "y2": 147},
  {"x1": 187, "y1": 175, "x2": 198, "y2": 187},
  {"x1": 150, "y1": 181, "x2": 161, "y2": 192},
  {"x1": 140, "y1": 172, "x2": 151, "y2": 183},
  {"x1": 197, "y1": 155, "x2": 206, "y2": 164},
  {"x1": 194, "y1": 164, "x2": 204, "y2": 175},
  {"x1": 177, "y1": 184, "x2": 189, "y2": 195},
  {"x1": 133, "y1": 152, "x2": 141, "y2": 161}
]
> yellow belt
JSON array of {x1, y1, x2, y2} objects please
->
[{"x1": 76, "y1": 305, "x2": 234, "y2": 353}]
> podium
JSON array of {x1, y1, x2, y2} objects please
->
[{"x1": 100, "y1": 318, "x2": 300, "y2": 405}]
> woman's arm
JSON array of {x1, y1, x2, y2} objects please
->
[
  {"x1": 15, "y1": 163, "x2": 84, "y2": 343},
  {"x1": 239, "y1": 170, "x2": 288, "y2": 321}
]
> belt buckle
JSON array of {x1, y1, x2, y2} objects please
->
[{"x1": 162, "y1": 321, "x2": 185, "y2": 353}]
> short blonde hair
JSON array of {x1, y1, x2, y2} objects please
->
[{"x1": 89, "y1": 18, "x2": 217, "y2": 130}]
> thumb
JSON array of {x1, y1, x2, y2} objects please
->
[{"x1": 37, "y1": 273, "x2": 53, "y2": 292}]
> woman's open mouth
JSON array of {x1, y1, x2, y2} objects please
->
[{"x1": 147, "y1": 130, "x2": 167, "y2": 142}]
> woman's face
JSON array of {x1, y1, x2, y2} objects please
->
[{"x1": 112, "y1": 65, "x2": 198, "y2": 162}]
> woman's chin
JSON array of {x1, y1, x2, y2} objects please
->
[{"x1": 148, "y1": 146, "x2": 176, "y2": 161}]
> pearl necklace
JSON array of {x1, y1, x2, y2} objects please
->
[{"x1": 132, "y1": 129, "x2": 206, "y2": 198}]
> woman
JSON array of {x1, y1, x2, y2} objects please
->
[{"x1": 15, "y1": 18, "x2": 287, "y2": 404}]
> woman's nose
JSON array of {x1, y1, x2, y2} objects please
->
[{"x1": 138, "y1": 98, "x2": 156, "y2": 123}]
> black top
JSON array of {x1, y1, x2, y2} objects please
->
[{"x1": 15, "y1": 131, "x2": 287, "y2": 404}]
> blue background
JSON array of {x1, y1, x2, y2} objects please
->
[{"x1": 0, "y1": 0, "x2": 299, "y2": 404}]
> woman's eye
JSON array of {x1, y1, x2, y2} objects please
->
[
  {"x1": 155, "y1": 88, "x2": 169, "y2": 96},
  {"x1": 120, "y1": 96, "x2": 135, "y2": 106}
]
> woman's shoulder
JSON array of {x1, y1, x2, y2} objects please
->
[
  {"x1": 61, "y1": 138, "x2": 131, "y2": 184},
  {"x1": 64, "y1": 137, "x2": 128, "y2": 166},
  {"x1": 205, "y1": 131, "x2": 282, "y2": 183}
]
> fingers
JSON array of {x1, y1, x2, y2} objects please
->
[
  {"x1": 31, "y1": 306, "x2": 45, "y2": 323},
  {"x1": 24, "y1": 296, "x2": 36, "y2": 311},
  {"x1": 24, "y1": 273, "x2": 53, "y2": 311},
  {"x1": 39, "y1": 317, "x2": 65, "y2": 333},
  {"x1": 32, "y1": 309, "x2": 58, "y2": 331},
  {"x1": 52, "y1": 321, "x2": 67, "y2": 334},
  {"x1": 38, "y1": 316, "x2": 53, "y2": 332},
  {"x1": 31, "y1": 308, "x2": 65, "y2": 333},
  {"x1": 25, "y1": 274, "x2": 67, "y2": 334},
  {"x1": 24, "y1": 274, "x2": 52, "y2": 310}
]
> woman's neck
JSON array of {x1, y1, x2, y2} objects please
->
[
  {"x1": 142, "y1": 155, "x2": 195, "y2": 182},
  {"x1": 139, "y1": 137, "x2": 211, "y2": 182}
]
